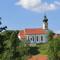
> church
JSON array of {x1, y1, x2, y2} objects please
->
[{"x1": 18, "y1": 16, "x2": 48, "y2": 44}]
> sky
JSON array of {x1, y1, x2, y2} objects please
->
[{"x1": 0, "y1": 0, "x2": 60, "y2": 33}]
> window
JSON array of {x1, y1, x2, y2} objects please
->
[
  {"x1": 31, "y1": 38, "x2": 32, "y2": 40},
  {"x1": 28, "y1": 36, "x2": 29, "y2": 40},
  {"x1": 29, "y1": 36, "x2": 34, "y2": 41},
  {"x1": 28, "y1": 36, "x2": 34, "y2": 42},
  {"x1": 37, "y1": 36, "x2": 38, "y2": 41},
  {"x1": 41, "y1": 36, "x2": 43, "y2": 41},
  {"x1": 33, "y1": 36, "x2": 34, "y2": 41}
]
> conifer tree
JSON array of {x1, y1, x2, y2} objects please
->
[{"x1": 0, "y1": 17, "x2": 7, "y2": 32}]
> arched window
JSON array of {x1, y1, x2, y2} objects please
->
[
  {"x1": 37, "y1": 36, "x2": 38, "y2": 41},
  {"x1": 41, "y1": 36, "x2": 43, "y2": 41},
  {"x1": 29, "y1": 36, "x2": 34, "y2": 41},
  {"x1": 33, "y1": 36, "x2": 34, "y2": 41}
]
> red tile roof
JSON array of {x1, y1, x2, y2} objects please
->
[
  {"x1": 25, "y1": 28, "x2": 47, "y2": 35},
  {"x1": 18, "y1": 28, "x2": 47, "y2": 39}
]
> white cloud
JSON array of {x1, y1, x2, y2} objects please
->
[
  {"x1": 54, "y1": 30, "x2": 60, "y2": 34},
  {"x1": 15, "y1": 0, "x2": 60, "y2": 12}
]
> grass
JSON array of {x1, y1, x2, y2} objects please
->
[{"x1": 36, "y1": 43, "x2": 49, "y2": 55}]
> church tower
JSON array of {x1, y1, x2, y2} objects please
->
[{"x1": 43, "y1": 15, "x2": 48, "y2": 30}]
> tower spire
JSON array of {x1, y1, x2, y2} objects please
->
[{"x1": 43, "y1": 15, "x2": 48, "y2": 30}]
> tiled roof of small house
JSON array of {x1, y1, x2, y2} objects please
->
[{"x1": 18, "y1": 28, "x2": 47, "y2": 39}]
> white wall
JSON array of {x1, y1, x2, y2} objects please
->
[
  {"x1": 43, "y1": 22, "x2": 45, "y2": 29},
  {"x1": 26, "y1": 34, "x2": 48, "y2": 44}
]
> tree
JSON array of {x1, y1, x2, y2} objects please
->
[
  {"x1": 0, "y1": 34, "x2": 5, "y2": 54},
  {"x1": 9, "y1": 31, "x2": 19, "y2": 60},
  {"x1": 0, "y1": 30, "x2": 19, "y2": 60},
  {"x1": 0, "y1": 17, "x2": 8, "y2": 60},
  {"x1": 48, "y1": 30, "x2": 60, "y2": 60},
  {"x1": 48, "y1": 30, "x2": 55, "y2": 40},
  {"x1": 0, "y1": 17, "x2": 7, "y2": 32},
  {"x1": 0, "y1": 30, "x2": 13, "y2": 60}
]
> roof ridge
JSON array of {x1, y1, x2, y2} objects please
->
[{"x1": 25, "y1": 28, "x2": 43, "y2": 30}]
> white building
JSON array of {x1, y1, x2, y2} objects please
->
[{"x1": 18, "y1": 16, "x2": 48, "y2": 44}]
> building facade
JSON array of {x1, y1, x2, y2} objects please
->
[{"x1": 18, "y1": 16, "x2": 48, "y2": 44}]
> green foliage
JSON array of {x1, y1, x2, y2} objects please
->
[
  {"x1": 48, "y1": 37, "x2": 60, "y2": 60},
  {"x1": 37, "y1": 43, "x2": 48, "y2": 55},
  {"x1": 0, "y1": 34, "x2": 5, "y2": 54},
  {"x1": 0, "y1": 30, "x2": 34, "y2": 60},
  {"x1": 0, "y1": 30, "x2": 19, "y2": 60},
  {"x1": 28, "y1": 47, "x2": 39, "y2": 55},
  {"x1": 48, "y1": 30, "x2": 55, "y2": 40},
  {"x1": 1, "y1": 29, "x2": 60, "y2": 60}
]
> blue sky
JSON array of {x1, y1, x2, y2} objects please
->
[{"x1": 0, "y1": 0, "x2": 60, "y2": 33}]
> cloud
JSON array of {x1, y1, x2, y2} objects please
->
[
  {"x1": 54, "y1": 30, "x2": 60, "y2": 34},
  {"x1": 15, "y1": 0, "x2": 60, "y2": 12}
]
